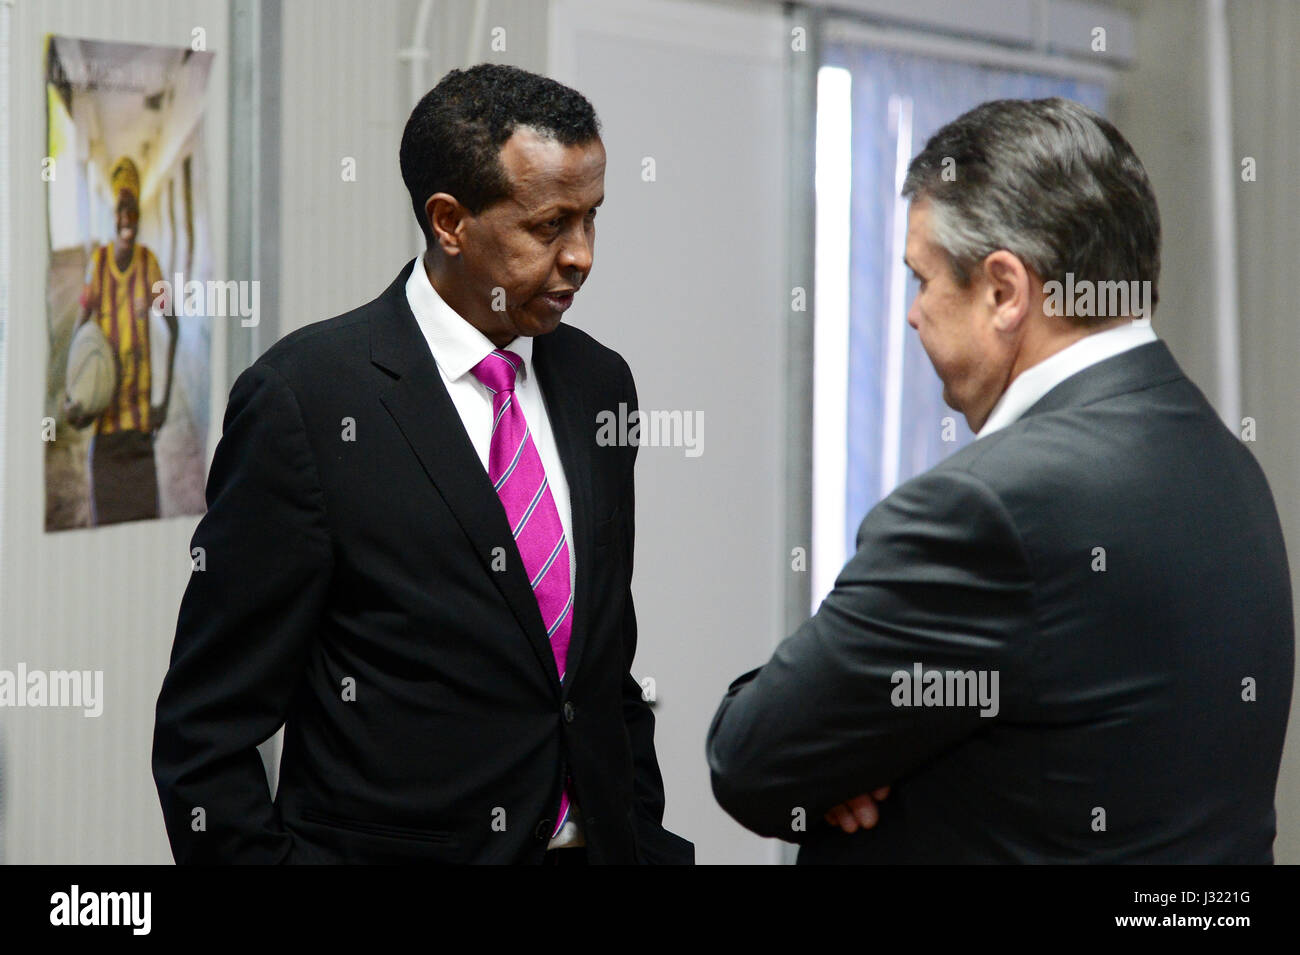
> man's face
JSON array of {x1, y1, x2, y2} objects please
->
[
  {"x1": 115, "y1": 191, "x2": 139, "y2": 247},
  {"x1": 452, "y1": 127, "x2": 605, "y2": 344},
  {"x1": 904, "y1": 201, "x2": 1010, "y2": 431}
]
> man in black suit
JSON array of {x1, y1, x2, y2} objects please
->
[
  {"x1": 153, "y1": 64, "x2": 693, "y2": 864},
  {"x1": 707, "y1": 98, "x2": 1293, "y2": 863}
]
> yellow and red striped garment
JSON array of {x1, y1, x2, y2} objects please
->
[{"x1": 83, "y1": 243, "x2": 162, "y2": 435}]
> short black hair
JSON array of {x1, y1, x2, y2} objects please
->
[
  {"x1": 902, "y1": 97, "x2": 1161, "y2": 322},
  {"x1": 400, "y1": 64, "x2": 602, "y2": 245}
]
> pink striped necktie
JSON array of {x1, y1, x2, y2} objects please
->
[{"x1": 470, "y1": 348, "x2": 574, "y2": 838}]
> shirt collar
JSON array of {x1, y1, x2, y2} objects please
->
[
  {"x1": 404, "y1": 255, "x2": 532, "y2": 383},
  {"x1": 977, "y1": 320, "x2": 1159, "y2": 439}
]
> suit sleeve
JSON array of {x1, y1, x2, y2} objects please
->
[
  {"x1": 617, "y1": 359, "x2": 695, "y2": 864},
  {"x1": 706, "y1": 467, "x2": 1034, "y2": 840},
  {"x1": 152, "y1": 361, "x2": 333, "y2": 863}
]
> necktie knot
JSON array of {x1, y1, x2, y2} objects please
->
[{"x1": 471, "y1": 349, "x2": 523, "y2": 394}]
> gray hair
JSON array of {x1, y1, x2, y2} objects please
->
[{"x1": 901, "y1": 97, "x2": 1161, "y2": 322}]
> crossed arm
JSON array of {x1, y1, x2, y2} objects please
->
[{"x1": 706, "y1": 467, "x2": 1035, "y2": 841}]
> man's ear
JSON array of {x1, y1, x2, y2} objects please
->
[
  {"x1": 426, "y1": 193, "x2": 467, "y2": 257},
  {"x1": 982, "y1": 250, "x2": 1032, "y2": 333}
]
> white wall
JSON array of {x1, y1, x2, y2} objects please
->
[
  {"x1": 1226, "y1": 0, "x2": 1300, "y2": 864},
  {"x1": 1, "y1": 0, "x2": 229, "y2": 864}
]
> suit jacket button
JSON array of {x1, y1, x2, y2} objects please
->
[
  {"x1": 563, "y1": 701, "x2": 576, "y2": 723},
  {"x1": 535, "y1": 819, "x2": 553, "y2": 840}
]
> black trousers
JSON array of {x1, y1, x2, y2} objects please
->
[{"x1": 89, "y1": 428, "x2": 159, "y2": 525}]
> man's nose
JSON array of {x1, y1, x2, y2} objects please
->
[{"x1": 559, "y1": 230, "x2": 593, "y2": 274}]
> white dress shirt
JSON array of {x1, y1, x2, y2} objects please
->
[
  {"x1": 976, "y1": 320, "x2": 1159, "y2": 439},
  {"x1": 405, "y1": 256, "x2": 584, "y2": 849}
]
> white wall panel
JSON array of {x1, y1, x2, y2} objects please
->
[{"x1": 1, "y1": 0, "x2": 229, "y2": 864}]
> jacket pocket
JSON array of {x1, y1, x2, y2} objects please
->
[
  {"x1": 594, "y1": 506, "x2": 619, "y2": 547},
  {"x1": 298, "y1": 807, "x2": 455, "y2": 844}
]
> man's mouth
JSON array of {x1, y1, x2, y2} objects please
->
[{"x1": 539, "y1": 288, "x2": 577, "y2": 312}]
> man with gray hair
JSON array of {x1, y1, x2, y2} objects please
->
[{"x1": 707, "y1": 97, "x2": 1293, "y2": 862}]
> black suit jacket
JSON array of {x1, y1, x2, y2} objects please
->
[
  {"x1": 153, "y1": 259, "x2": 693, "y2": 864},
  {"x1": 708, "y1": 340, "x2": 1293, "y2": 863}
]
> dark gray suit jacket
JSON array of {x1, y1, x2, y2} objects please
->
[{"x1": 708, "y1": 340, "x2": 1293, "y2": 863}]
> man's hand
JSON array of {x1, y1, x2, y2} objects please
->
[{"x1": 823, "y1": 786, "x2": 891, "y2": 833}]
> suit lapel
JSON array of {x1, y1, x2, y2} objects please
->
[
  {"x1": 532, "y1": 330, "x2": 595, "y2": 689},
  {"x1": 370, "y1": 260, "x2": 562, "y2": 693}
]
